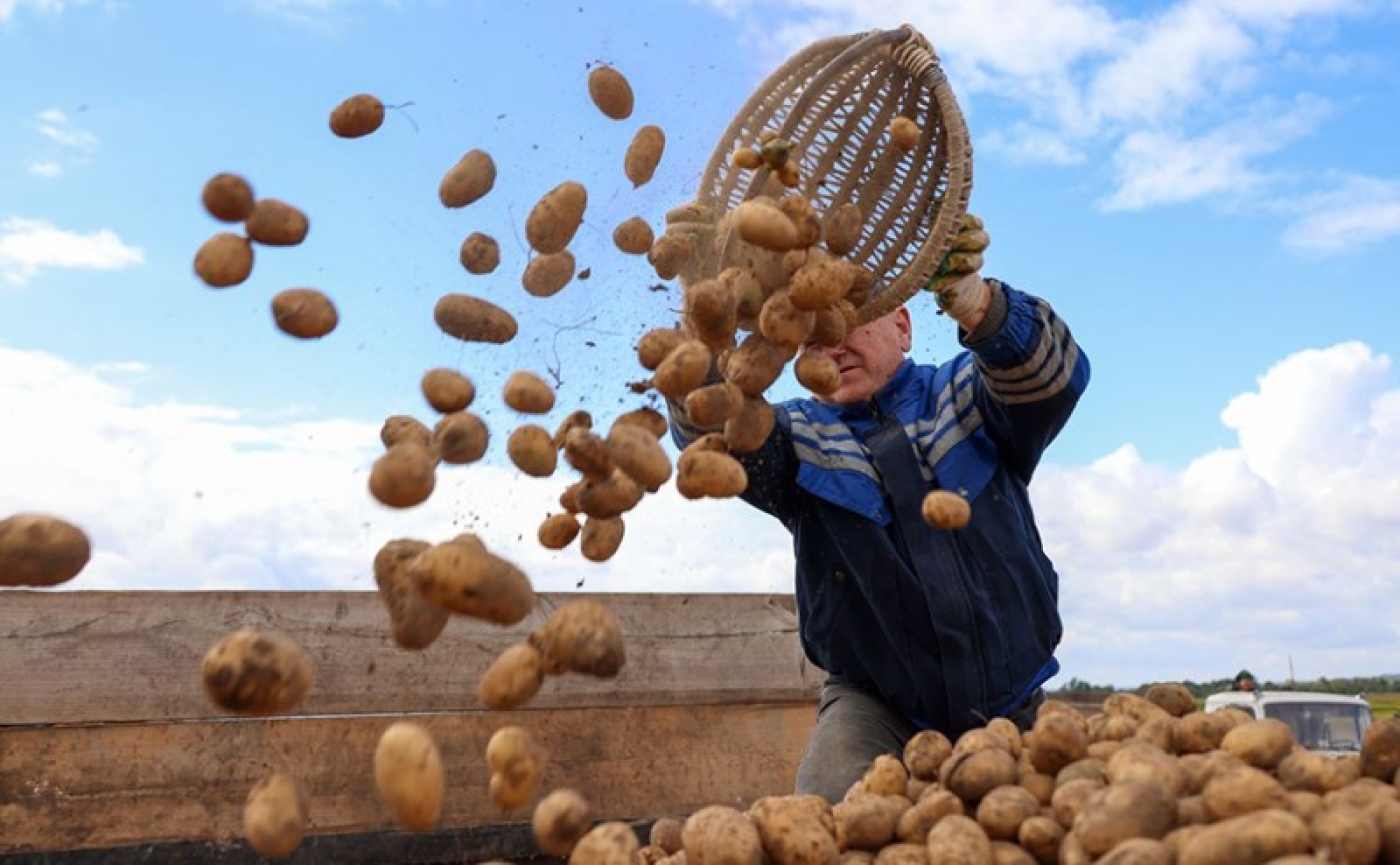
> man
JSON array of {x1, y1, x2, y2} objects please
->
[
  {"x1": 1232, "y1": 670, "x2": 1257, "y2": 692},
  {"x1": 668, "y1": 216, "x2": 1090, "y2": 803}
]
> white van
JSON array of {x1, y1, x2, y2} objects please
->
[{"x1": 1203, "y1": 690, "x2": 1372, "y2": 757}]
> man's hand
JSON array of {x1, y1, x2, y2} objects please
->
[{"x1": 927, "y1": 213, "x2": 992, "y2": 330}]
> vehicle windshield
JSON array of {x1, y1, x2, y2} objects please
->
[{"x1": 1263, "y1": 702, "x2": 1371, "y2": 752}]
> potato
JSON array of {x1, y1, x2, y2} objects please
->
[
  {"x1": 477, "y1": 642, "x2": 545, "y2": 711},
  {"x1": 758, "y1": 289, "x2": 816, "y2": 351},
  {"x1": 1361, "y1": 716, "x2": 1400, "y2": 781},
  {"x1": 373, "y1": 538, "x2": 449, "y2": 650},
  {"x1": 925, "y1": 814, "x2": 992, "y2": 863},
  {"x1": 636, "y1": 327, "x2": 688, "y2": 371},
  {"x1": 374, "y1": 722, "x2": 444, "y2": 830},
  {"x1": 587, "y1": 65, "x2": 634, "y2": 120},
  {"x1": 564, "y1": 427, "x2": 614, "y2": 482},
  {"x1": 647, "y1": 230, "x2": 697, "y2": 281},
  {"x1": 243, "y1": 773, "x2": 309, "y2": 858},
  {"x1": 649, "y1": 815, "x2": 685, "y2": 854},
  {"x1": 1029, "y1": 710, "x2": 1090, "y2": 775},
  {"x1": 270, "y1": 287, "x2": 338, "y2": 339},
  {"x1": 1201, "y1": 765, "x2": 1290, "y2": 821},
  {"x1": 922, "y1": 491, "x2": 972, "y2": 531},
  {"x1": 519, "y1": 250, "x2": 576, "y2": 298},
  {"x1": 0, "y1": 513, "x2": 91, "y2": 587},
  {"x1": 369, "y1": 442, "x2": 437, "y2": 507},
  {"x1": 1311, "y1": 803, "x2": 1381, "y2": 865},
  {"x1": 202, "y1": 173, "x2": 255, "y2": 223},
  {"x1": 734, "y1": 199, "x2": 799, "y2": 251},
  {"x1": 579, "y1": 515, "x2": 625, "y2": 563},
  {"x1": 789, "y1": 256, "x2": 853, "y2": 312},
  {"x1": 526, "y1": 181, "x2": 587, "y2": 254},
  {"x1": 1277, "y1": 749, "x2": 1356, "y2": 795},
  {"x1": 795, "y1": 348, "x2": 840, "y2": 396},
  {"x1": 685, "y1": 278, "x2": 739, "y2": 351},
  {"x1": 459, "y1": 231, "x2": 501, "y2": 275},
  {"x1": 434, "y1": 293, "x2": 518, "y2": 344},
  {"x1": 576, "y1": 468, "x2": 645, "y2": 520},
  {"x1": 749, "y1": 796, "x2": 840, "y2": 864},
  {"x1": 978, "y1": 785, "x2": 1042, "y2": 841},
  {"x1": 1016, "y1": 814, "x2": 1064, "y2": 864},
  {"x1": 409, "y1": 534, "x2": 535, "y2": 625},
  {"x1": 504, "y1": 424, "x2": 556, "y2": 478},
  {"x1": 724, "y1": 396, "x2": 777, "y2": 454},
  {"x1": 329, "y1": 93, "x2": 385, "y2": 138},
  {"x1": 777, "y1": 195, "x2": 822, "y2": 249},
  {"x1": 605, "y1": 423, "x2": 672, "y2": 492},
  {"x1": 534, "y1": 788, "x2": 593, "y2": 857},
  {"x1": 943, "y1": 747, "x2": 1020, "y2": 804},
  {"x1": 685, "y1": 804, "x2": 765, "y2": 865},
  {"x1": 652, "y1": 339, "x2": 713, "y2": 401},
  {"x1": 426, "y1": 413, "x2": 486, "y2": 466},
  {"x1": 194, "y1": 232, "x2": 254, "y2": 288},
  {"x1": 1177, "y1": 808, "x2": 1310, "y2": 865},
  {"x1": 201, "y1": 628, "x2": 313, "y2": 714},
  {"x1": 487, "y1": 725, "x2": 542, "y2": 811},
  {"x1": 1173, "y1": 710, "x2": 1236, "y2": 755},
  {"x1": 1106, "y1": 741, "x2": 1187, "y2": 797},
  {"x1": 612, "y1": 407, "x2": 669, "y2": 440},
  {"x1": 860, "y1": 755, "x2": 909, "y2": 798},
  {"x1": 902, "y1": 730, "x2": 953, "y2": 783},
  {"x1": 529, "y1": 600, "x2": 625, "y2": 678},
  {"x1": 810, "y1": 306, "x2": 850, "y2": 348},
  {"x1": 245, "y1": 198, "x2": 309, "y2": 247},
  {"x1": 1221, "y1": 719, "x2": 1295, "y2": 771},
  {"x1": 439, "y1": 149, "x2": 496, "y2": 208},
  {"x1": 684, "y1": 381, "x2": 744, "y2": 427},
  {"x1": 676, "y1": 448, "x2": 748, "y2": 500},
  {"x1": 1142, "y1": 683, "x2": 1197, "y2": 718},
  {"x1": 823, "y1": 203, "x2": 864, "y2": 257},
  {"x1": 420, "y1": 368, "x2": 475, "y2": 414},
  {"x1": 381, "y1": 414, "x2": 433, "y2": 450},
  {"x1": 613, "y1": 216, "x2": 655, "y2": 255},
  {"x1": 570, "y1": 821, "x2": 641, "y2": 865},
  {"x1": 1071, "y1": 778, "x2": 1177, "y2": 858},
  {"x1": 549, "y1": 409, "x2": 593, "y2": 448},
  {"x1": 538, "y1": 512, "x2": 581, "y2": 550},
  {"x1": 624, "y1": 124, "x2": 665, "y2": 188},
  {"x1": 888, "y1": 116, "x2": 920, "y2": 152},
  {"x1": 500, "y1": 371, "x2": 554, "y2": 415}
]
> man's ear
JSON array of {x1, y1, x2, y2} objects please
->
[{"x1": 894, "y1": 306, "x2": 912, "y2": 352}]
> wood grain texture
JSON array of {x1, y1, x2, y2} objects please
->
[
  {"x1": 0, "y1": 703, "x2": 815, "y2": 853},
  {"x1": 0, "y1": 591, "x2": 824, "y2": 725}
]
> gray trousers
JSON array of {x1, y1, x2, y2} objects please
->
[{"x1": 794, "y1": 678, "x2": 1045, "y2": 803}]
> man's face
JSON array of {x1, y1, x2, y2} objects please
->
[{"x1": 812, "y1": 306, "x2": 911, "y2": 404}]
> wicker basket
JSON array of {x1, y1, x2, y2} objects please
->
[{"x1": 666, "y1": 23, "x2": 972, "y2": 325}]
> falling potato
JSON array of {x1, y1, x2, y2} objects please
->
[
  {"x1": 201, "y1": 628, "x2": 313, "y2": 715},
  {"x1": 503, "y1": 371, "x2": 555, "y2": 414},
  {"x1": 243, "y1": 773, "x2": 310, "y2": 858},
  {"x1": 921, "y1": 490, "x2": 971, "y2": 530},
  {"x1": 0, "y1": 513, "x2": 91, "y2": 587},
  {"x1": 245, "y1": 199, "x2": 309, "y2": 247},
  {"x1": 374, "y1": 722, "x2": 445, "y2": 831},
  {"x1": 433, "y1": 293, "x2": 518, "y2": 344},
  {"x1": 270, "y1": 288, "x2": 338, "y2": 339},
  {"x1": 202, "y1": 173, "x2": 255, "y2": 223},
  {"x1": 194, "y1": 232, "x2": 254, "y2": 288},
  {"x1": 439, "y1": 149, "x2": 496, "y2": 208},
  {"x1": 420, "y1": 368, "x2": 476, "y2": 414},
  {"x1": 587, "y1": 65, "x2": 633, "y2": 120},
  {"x1": 329, "y1": 93, "x2": 385, "y2": 139}
]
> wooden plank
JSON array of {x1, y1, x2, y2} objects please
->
[
  {"x1": 0, "y1": 703, "x2": 816, "y2": 854},
  {"x1": 0, "y1": 591, "x2": 824, "y2": 725}
]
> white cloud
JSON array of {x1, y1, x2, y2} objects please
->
[
  {"x1": 1279, "y1": 175, "x2": 1400, "y2": 253},
  {"x1": 35, "y1": 109, "x2": 97, "y2": 152},
  {"x1": 1098, "y1": 95, "x2": 1328, "y2": 211},
  {"x1": 1036, "y1": 340, "x2": 1400, "y2": 686},
  {"x1": 0, "y1": 0, "x2": 65, "y2": 22},
  {"x1": 24, "y1": 160, "x2": 62, "y2": 178},
  {"x1": 250, "y1": 0, "x2": 357, "y2": 33},
  {"x1": 0, "y1": 217, "x2": 144, "y2": 285},
  {"x1": 4, "y1": 340, "x2": 1398, "y2": 687}
]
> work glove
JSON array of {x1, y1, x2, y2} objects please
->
[{"x1": 927, "y1": 213, "x2": 991, "y2": 325}]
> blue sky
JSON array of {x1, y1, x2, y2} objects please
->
[{"x1": 2, "y1": 0, "x2": 1398, "y2": 688}]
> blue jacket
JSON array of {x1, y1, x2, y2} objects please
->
[{"x1": 672, "y1": 281, "x2": 1089, "y2": 736}]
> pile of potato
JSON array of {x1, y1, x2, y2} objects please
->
[{"x1": 539, "y1": 687, "x2": 1400, "y2": 865}]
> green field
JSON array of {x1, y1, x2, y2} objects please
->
[{"x1": 1369, "y1": 692, "x2": 1400, "y2": 718}]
